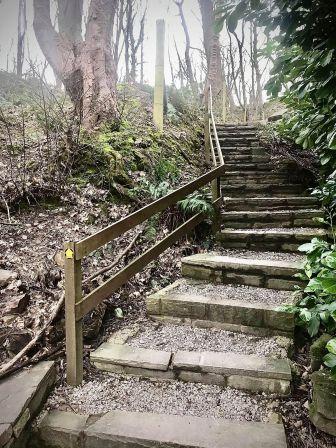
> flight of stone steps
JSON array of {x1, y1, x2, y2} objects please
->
[
  {"x1": 216, "y1": 124, "x2": 327, "y2": 252},
  {"x1": 37, "y1": 124, "x2": 326, "y2": 448}
]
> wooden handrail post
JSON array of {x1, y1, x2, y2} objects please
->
[
  {"x1": 204, "y1": 112, "x2": 210, "y2": 164},
  {"x1": 211, "y1": 177, "x2": 221, "y2": 232},
  {"x1": 64, "y1": 242, "x2": 83, "y2": 386},
  {"x1": 222, "y1": 81, "x2": 227, "y2": 124},
  {"x1": 153, "y1": 19, "x2": 165, "y2": 131},
  {"x1": 204, "y1": 87, "x2": 210, "y2": 164}
]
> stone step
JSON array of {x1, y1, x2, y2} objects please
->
[
  {"x1": 222, "y1": 175, "x2": 291, "y2": 184},
  {"x1": 218, "y1": 147, "x2": 265, "y2": 155},
  {"x1": 216, "y1": 132, "x2": 258, "y2": 139},
  {"x1": 221, "y1": 209, "x2": 324, "y2": 229},
  {"x1": 216, "y1": 124, "x2": 259, "y2": 131},
  {"x1": 0, "y1": 361, "x2": 56, "y2": 448},
  {"x1": 224, "y1": 196, "x2": 320, "y2": 211},
  {"x1": 221, "y1": 184, "x2": 305, "y2": 197},
  {"x1": 147, "y1": 279, "x2": 295, "y2": 337},
  {"x1": 216, "y1": 228, "x2": 328, "y2": 253},
  {"x1": 224, "y1": 163, "x2": 276, "y2": 171},
  {"x1": 36, "y1": 409, "x2": 287, "y2": 448},
  {"x1": 181, "y1": 253, "x2": 303, "y2": 290},
  {"x1": 224, "y1": 169, "x2": 286, "y2": 176},
  {"x1": 90, "y1": 331, "x2": 292, "y2": 394},
  {"x1": 224, "y1": 154, "x2": 270, "y2": 162},
  {"x1": 217, "y1": 139, "x2": 260, "y2": 147}
]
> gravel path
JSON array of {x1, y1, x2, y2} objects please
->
[
  {"x1": 211, "y1": 248, "x2": 305, "y2": 263},
  {"x1": 175, "y1": 279, "x2": 293, "y2": 306},
  {"x1": 48, "y1": 373, "x2": 276, "y2": 422},
  {"x1": 127, "y1": 321, "x2": 288, "y2": 358}
]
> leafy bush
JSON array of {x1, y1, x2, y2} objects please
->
[
  {"x1": 281, "y1": 239, "x2": 336, "y2": 337},
  {"x1": 324, "y1": 338, "x2": 336, "y2": 379}
]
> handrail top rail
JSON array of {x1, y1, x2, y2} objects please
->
[
  {"x1": 71, "y1": 163, "x2": 224, "y2": 260},
  {"x1": 207, "y1": 85, "x2": 224, "y2": 166}
]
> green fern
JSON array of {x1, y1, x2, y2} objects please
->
[
  {"x1": 178, "y1": 191, "x2": 214, "y2": 217},
  {"x1": 148, "y1": 181, "x2": 173, "y2": 199}
]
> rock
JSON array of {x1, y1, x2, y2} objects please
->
[
  {"x1": 310, "y1": 404, "x2": 336, "y2": 437},
  {"x1": 268, "y1": 111, "x2": 286, "y2": 122},
  {"x1": 0, "y1": 270, "x2": 17, "y2": 288},
  {"x1": 4, "y1": 293, "x2": 30, "y2": 315},
  {"x1": 83, "y1": 302, "x2": 107, "y2": 340},
  {"x1": 310, "y1": 334, "x2": 333, "y2": 371},
  {"x1": 0, "y1": 423, "x2": 12, "y2": 446},
  {"x1": 268, "y1": 412, "x2": 283, "y2": 424},
  {"x1": 54, "y1": 251, "x2": 64, "y2": 268},
  {"x1": 294, "y1": 420, "x2": 303, "y2": 429},
  {"x1": 311, "y1": 370, "x2": 336, "y2": 421},
  {"x1": 6, "y1": 330, "x2": 32, "y2": 355}
]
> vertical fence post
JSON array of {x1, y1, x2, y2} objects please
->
[
  {"x1": 222, "y1": 81, "x2": 227, "y2": 124},
  {"x1": 64, "y1": 241, "x2": 83, "y2": 386},
  {"x1": 211, "y1": 177, "x2": 221, "y2": 233},
  {"x1": 153, "y1": 19, "x2": 165, "y2": 131},
  {"x1": 204, "y1": 87, "x2": 210, "y2": 164}
]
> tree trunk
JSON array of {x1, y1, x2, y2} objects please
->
[
  {"x1": 232, "y1": 23, "x2": 248, "y2": 121},
  {"x1": 17, "y1": 0, "x2": 27, "y2": 78},
  {"x1": 33, "y1": 0, "x2": 119, "y2": 129},
  {"x1": 198, "y1": 0, "x2": 224, "y2": 118},
  {"x1": 252, "y1": 21, "x2": 263, "y2": 119}
]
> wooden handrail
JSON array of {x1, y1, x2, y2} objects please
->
[
  {"x1": 64, "y1": 84, "x2": 224, "y2": 386},
  {"x1": 208, "y1": 85, "x2": 224, "y2": 166},
  {"x1": 75, "y1": 164, "x2": 224, "y2": 260}
]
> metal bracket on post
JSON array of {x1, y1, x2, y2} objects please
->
[{"x1": 64, "y1": 241, "x2": 83, "y2": 386}]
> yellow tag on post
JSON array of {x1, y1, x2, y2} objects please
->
[{"x1": 65, "y1": 248, "x2": 74, "y2": 259}]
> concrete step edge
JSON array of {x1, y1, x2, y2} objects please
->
[
  {"x1": 181, "y1": 254, "x2": 303, "y2": 291},
  {"x1": 35, "y1": 410, "x2": 288, "y2": 448},
  {"x1": 146, "y1": 279, "x2": 295, "y2": 336}
]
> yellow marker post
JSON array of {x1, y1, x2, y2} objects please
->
[{"x1": 153, "y1": 19, "x2": 165, "y2": 131}]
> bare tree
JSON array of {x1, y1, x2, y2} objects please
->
[
  {"x1": 231, "y1": 22, "x2": 248, "y2": 119},
  {"x1": 252, "y1": 20, "x2": 263, "y2": 118},
  {"x1": 122, "y1": 0, "x2": 146, "y2": 83},
  {"x1": 33, "y1": 0, "x2": 119, "y2": 129},
  {"x1": 113, "y1": 0, "x2": 125, "y2": 69},
  {"x1": 174, "y1": 0, "x2": 198, "y2": 96},
  {"x1": 17, "y1": 0, "x2": 27, "y2": 77}
]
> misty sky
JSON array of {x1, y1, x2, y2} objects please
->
[{"x1": 0, "y1": 0, "x2": 204, "y2": 85}]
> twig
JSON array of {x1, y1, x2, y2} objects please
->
[
  {"x1": 0, "y1": 293, "x2": 65, "y2": 379},
  {"x1": 0, "y1": 221, "x2": 21, "y2": 226},
  {"x1": 1, "y1": 196, "x2": 11, "y2": 223},
  {"x1": 83, "y1": 230, "x2": 142, "y2": 284},
  {"x1": 0, "y1": 344, "x2": 65, "y2": 381}
]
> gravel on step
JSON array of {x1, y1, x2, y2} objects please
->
[
  {"x1": 211, "y1": 248, "x2": 305, "y2": 263},
  {"x1": 127, "y1": 321, "x2": 288, "y2": 358},
  {"x1": 175, "y1": 279, "x2": 293, "y2": 306},
  {"x1": 48, "y1": 373, "x2": 277, "y2": 422}
]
